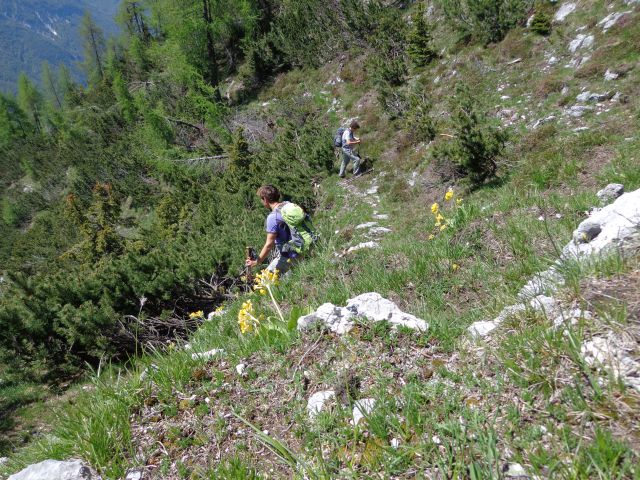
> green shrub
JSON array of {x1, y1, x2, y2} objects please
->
[
  {"x1": 434, "y1": 83, "x2": 507, "y2": 186},
  {"x1": 407, "y1": 4, "x2": 438, "y2": 68},
  {"x1": 530, "y1": 11, "x2": 552, "y2": 36},
  {"x1": 436, "y1": 0, "x2": 533, "y2": 45},
  {"x1": 406, "y1": 87, "x2": 436, "y2": 144}
]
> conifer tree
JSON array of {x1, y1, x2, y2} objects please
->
[
  {"x1": 79, "y1": 12, "x2": 107, "y2": 85},
  {"x1": 57, "y1": 64, "x2": 78, "y2": 107},
  {"x1": 41, "y1": 61, "x2": 63, "y2": 109},
  {"x1": 225, "y1": 127, "x2": 253, "y2": 191},
  {"x1": 407, "y1": 4, "x2": 437, "y2": 68},
  {"x1": 112, "y1": 71, "x2": 137, "y2": 123},
  {"x1": 16, "y1": 73, "x2": 43, "y2": 132}
]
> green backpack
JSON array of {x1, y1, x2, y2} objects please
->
[{"x1": 278, "y1": 202, "x2": 318, "y2": 254}]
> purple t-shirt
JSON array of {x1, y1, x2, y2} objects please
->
[{"x1": 266, "y1": 204, "x2": 296, "y2": 257}]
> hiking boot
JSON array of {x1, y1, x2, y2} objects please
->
[
  {"x1": 353, "y1": 169, "x2": 363, "y2": 177},
  {"x1": 339, "y1": 173, "x2": 346, "y2": 178}
]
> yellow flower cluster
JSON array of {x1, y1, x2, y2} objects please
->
[
  {"x1": 429, "y1": 188, "x2": 463, "y2": 238},
  {"x1": 238, "y1": 300, "x2": 257, "y2": 334},
  {"x1": 189, "y1": 310, "x2": 204, "y2": 319},
  {"x1": 253, "y1": 269, "x2": 279, "y2": 295}
]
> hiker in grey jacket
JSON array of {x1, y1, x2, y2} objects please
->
[{"x1": 339, "y1": 120, "x2": 362, "y2": 178}]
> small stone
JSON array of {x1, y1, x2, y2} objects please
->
[
  {"x1": 125, "y1": 470, "x2": 143, "y2": 480},
  {"x1": 235, "y1": 363, "x2": 247, "y2": 376},
  {"x1": 432, "y1": 435, "x2": 441, "y2": 445},
  {"x1": 573, "y1": 221, "x2": 602, "y2": 243},
  {"x1": 191, "y1": 349, "x2": 224, "y2": 361},
  {"x1": 368, "y1": 227, "x2": 392, "y2": 236},
  {"x1": 390, "y1": 438, "x2": 400, "y2": 449},
  {"x1": 356, "y1": 221, "x2": 378, "y2": 230},
  {"x1": 345, "y1": 241, "x2": 380, "y2": 255},
  {"x1": 505, "y1": 463, "x2": 528, "y2": 478},
  {"x1": 307, "y1": 390, "x2": 335, "y2": 419},
  {"x1": 596, "y1": 183, "x2": 624, "y2": 204},
  {"x1": 604, "y1": 69, "x2": 619, "y2": 81},
  {"x1": 352, "y1": 398, "x2": 376, "y2": 425}
]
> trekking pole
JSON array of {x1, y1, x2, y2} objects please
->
[{"x1": 244, "y1": 246, "x2": 256, "y2": 289}]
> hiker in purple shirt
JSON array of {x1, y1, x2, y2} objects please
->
[{"x1": 245, "y1": 185, "x2": 299, "y2": 274}]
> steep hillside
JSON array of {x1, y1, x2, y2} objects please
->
[
  {"x1": 1, "y1": 0, "x2": 639, "y2": 478},
  {"x1": 0, "y1": 0, "x2": 119, "y2": 92}
]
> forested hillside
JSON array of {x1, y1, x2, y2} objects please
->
[
  {"x1": 0, "y1": 0, "x2": 120, "y2": 93},
  {"x1": 1, "y1": 0, "x2": 639, "y2": 478}
]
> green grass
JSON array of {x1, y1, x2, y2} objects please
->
[{"x1": 3, "y1": 2, "x2": 640, "y2": 478}]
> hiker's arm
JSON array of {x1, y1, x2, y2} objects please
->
[{"x1": 245, "y1": 233, "x2": 277, "y2": 267}]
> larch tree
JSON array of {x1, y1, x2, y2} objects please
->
[{"x1": 79, "y1": 12, "x2": 107, "y2": 85}]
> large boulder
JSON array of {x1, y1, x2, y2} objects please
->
[
  {"x1": 8, "y1": 460, "x2": 98, "y2": 480},
  {"x1": 298, "y1": 293, "x2": 428, "y2": 334}
]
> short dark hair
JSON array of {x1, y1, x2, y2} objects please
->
[
  {"x1": 257, "y1": 185, "x2": 281, "y2": 203},
  {"x1": 350, "y1": 120, "x2": 360, "y2": 129}
]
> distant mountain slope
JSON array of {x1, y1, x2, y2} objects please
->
[{"x1": 0, "y1": 0, "x2": 120, "y2": 93}]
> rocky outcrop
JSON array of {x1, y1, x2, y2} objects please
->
[
  {"x1": 7, "y1": 460, "x2": 98, "y2": 480},
  {"x1": 469, "y1": 187, "x2": 640, "y2": 338}
]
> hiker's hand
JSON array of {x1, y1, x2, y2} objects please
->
[{"x1": 245, "y1": 258, "x2": 258, "y2": 268}]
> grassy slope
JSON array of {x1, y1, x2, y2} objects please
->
[{"x1": 2, "y1": 1, "x2": 640, "y2": 478}]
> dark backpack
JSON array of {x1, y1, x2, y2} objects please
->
[{"x1": 334, "y1": 127, "x2": 346, "y2": 148}]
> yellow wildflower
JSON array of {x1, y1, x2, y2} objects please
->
[
  {"x1": 452, "y1": 263, "x2": 460, "y2": 271},
  {"x1": 215, "y1": 305, "x2": 225, "y2": 313},
  {"x1": 428, "y1": 234, "x2": 435, "y2": 240},
  {"x1": 456, "y1": 198, "x2": 463, "y2": 206},
  {"x1": 189, "y1": 310, "x2": 204, "y2": 319},
  {"x1": 436, "y1": 213, "x2": 445, "y2": 223},
  {"x1": 440, "y1": 224, "x2": 447, "y2": 231},
  {"x1": 445, "y1": 189, "x2": 454, "y2": 201},
  {"x1": 238, "y1": 300, "x2": 256, "y2": 334},
  {"x1": 431, "y1": 202, "x2": 439, "y2": 214},
  {"x1": 259, "y1": 289, "x2": 266, "y2": 295}
]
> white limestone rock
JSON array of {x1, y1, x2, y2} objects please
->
[
  {"x1": 505, "y1": 463, "x2": 529, "y2": 478},
  {"x1": 346, "y1": 292, "x2": 428, "y2": 331},
  {"x1": 554, "y1": 3, "x2": 576, "y2": 22},
  {"x1": 373, "y1": 213, "x2": 389, "y2": 220},
  {"x1": 125, "y1": 470, "x2": 143, "y2": 480},
  {"x1": 596, "y1": 183, "x2": 624, "y2": 204},
  {"x1": 582, "y1": 334, "x2": 640, "y2": 392},
  {"x1": 552, "y1": 308, "x2": 592, "y2": 328},
  {"x1": 468, "y1": 304, "x2": 526, "y2": 338},
  {"x1": 307, "y1": 390, "x2": 336, "y2": 419},
  {"x1": 191, "y1": 349, "x2": 224, "y2": 361},
  {"x1": 529, "y1": 295, "x2": 561, "y2": 318},
  {"x1": 368, "y1": 227, "x2": 392, "y2": 236},
  {"x1": 598, "y1": 11, "x2": 632, "y2": 32},
  {"x1": 352, "y1": 398, "x2": 376, "y2": 425},
  {"x1": 604, "y1": 69, "x2": 620, "y2": 81},
  {"x1": 345, "y1": 241, "x2": 380, "y2": 255},
  {"x1": 563, "y1": 189, "x2": 640, "y2": 260},
  {"x1": 297, "y1": 303, "x2": 355, "y2": 334},
  {"x1": 298, "y1": 293, "x2": 428, "y2": 334},
  {"x1": 565, "y1": 105, "x2": 592, "y2": 117},
  {"x1": 235, "y1": 363, "x2": 247, "y2": 376},
  {"x1": 518, "y1": 268, "x2": 564, "y2": 301},
  {"x1": 356, "y1": 222, "x2": 378, "y2": 229},
  {"x1": 569, "y1": 34, "x2": 594, "y2": 53},
  {"x1": 8, "y1": 460, "x2": 98, "y2": 480}
]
